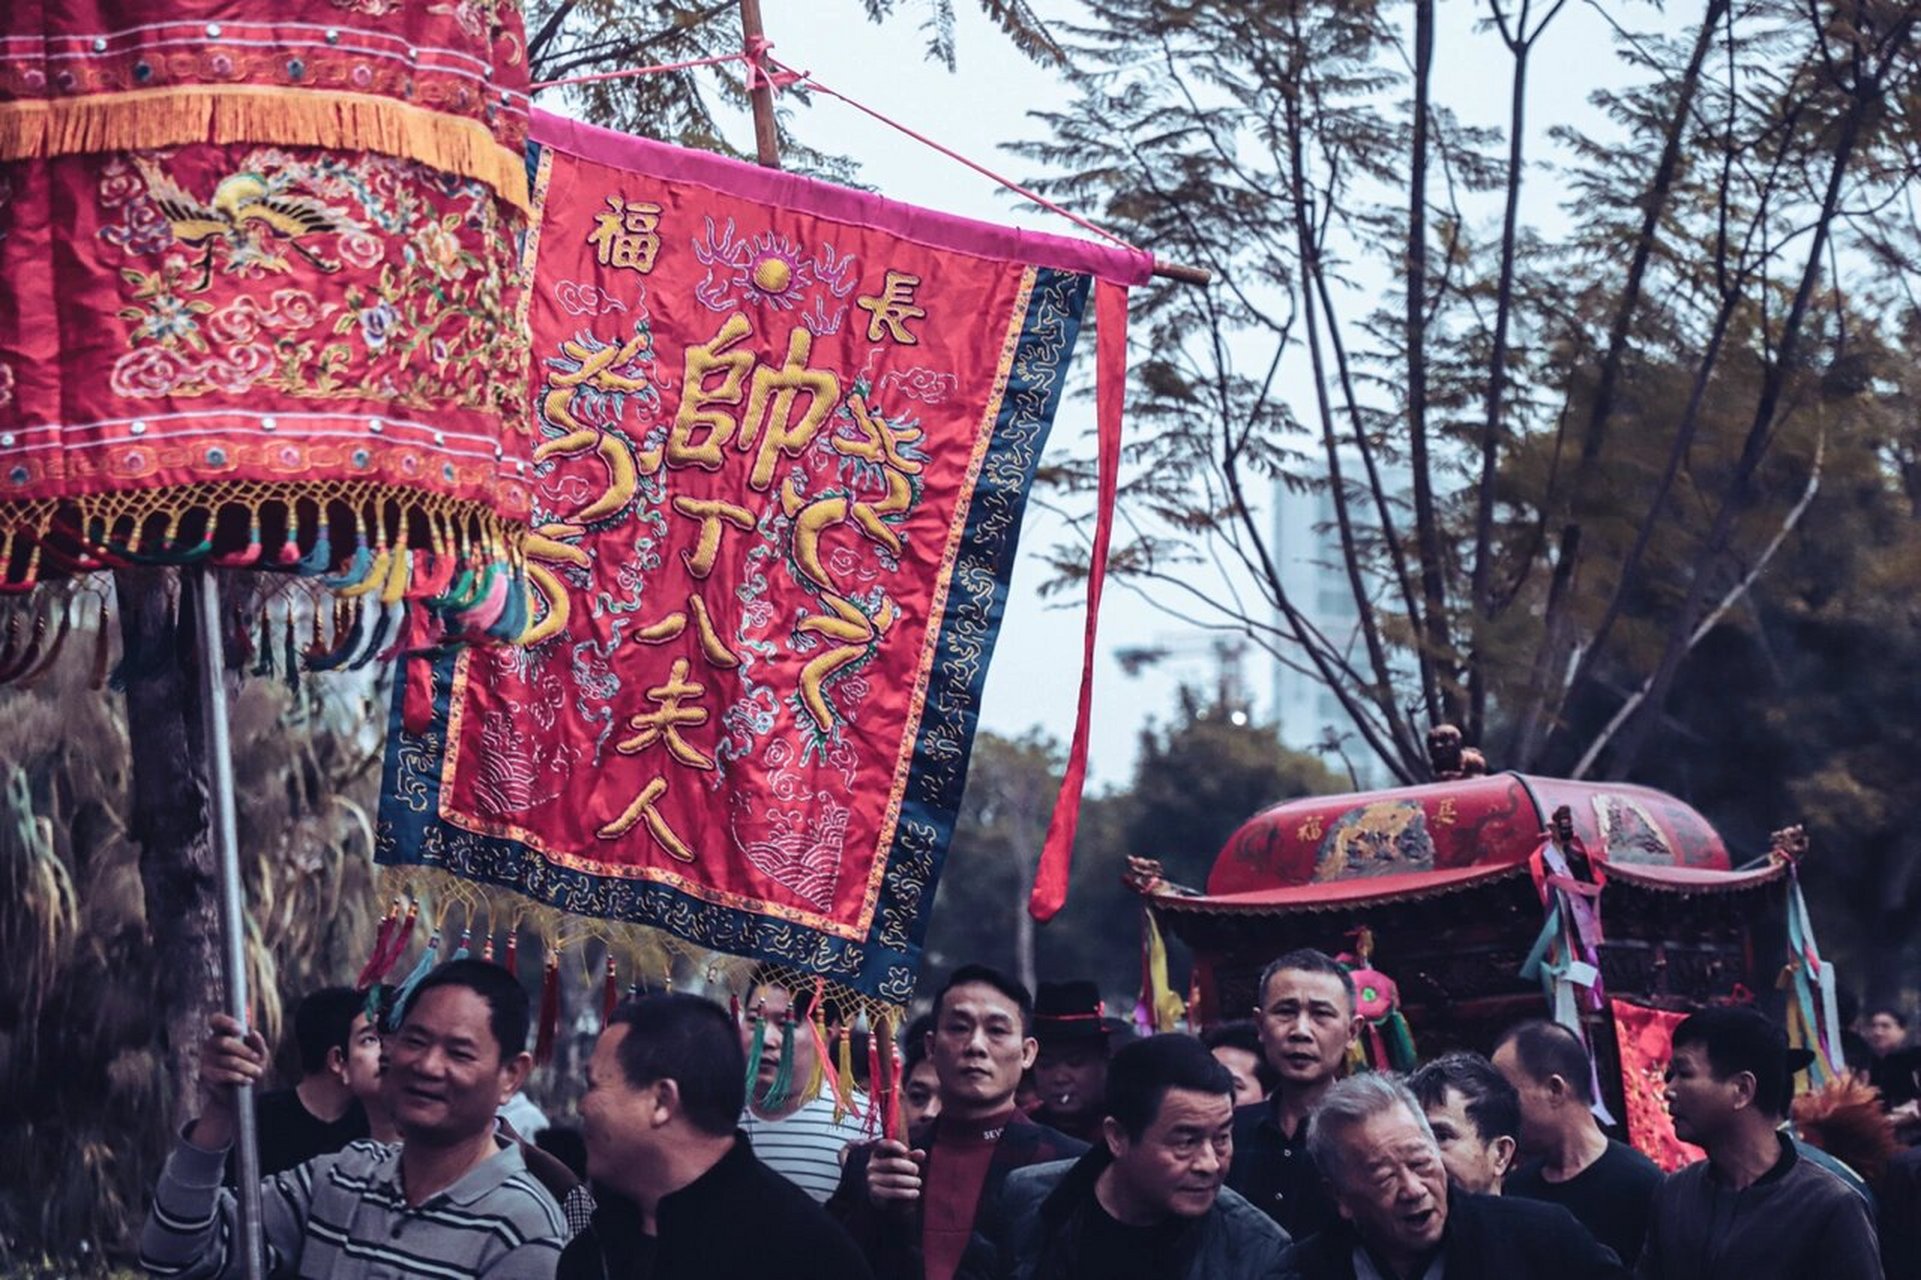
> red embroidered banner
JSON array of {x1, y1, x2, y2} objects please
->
[
  {"x1": 1611, "y1": 998, "x2": 1706, "y2": 1173},
  {"x1": 379, "y1": 113, "x2": 1150, "y2": 1005}
]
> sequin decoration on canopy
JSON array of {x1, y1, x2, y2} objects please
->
[
  {"x1": 0, "y1": 2, "x2": 534, "y2": 637},
  {"x1": 377, "y1": 111, "x2": 1152, "y2": 1015}
]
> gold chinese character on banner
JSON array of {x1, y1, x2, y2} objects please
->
[
  {"x1": 588, "y1": 196, "x2": 663, "y2": 273},
  {"x1": 856, "y1": 270, "x2": 927, "y2": 345}
]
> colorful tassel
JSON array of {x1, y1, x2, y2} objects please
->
[
  {"x1": 864, "y1": 1021, "x2": 884, "y2": 1137},
  {"x1": 602, "y1": 953, "x2": 620, "y2": 1025},
  {"x1": 534, "y1": 954, "x2": 560, "y2": 1066},
  {"x1": 370, "y1": 899, "x2": 420, "y2": 986},
  {"x1": 450, "y1": 928, "x2": 472, "y2": 962},
  {"x1": 744, "y1": 1003, "x2": 769, "y2": 1101},
  {"x1": 504, "y1": 925, "x2": 519, "y2": 976},
  {"x1": 389, "y1": 923, "x2": 444, "y2": 1026},
  {"x1": 763, "y1": 1007, "x2": 797, "y2": 1111},
  {"x1": 803, "y1": 1008, "x2": 826, "y2": 1106}
]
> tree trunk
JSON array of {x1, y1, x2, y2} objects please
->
[{"x1": 117, "y1": 569, "x2": 222, "y2": 1125}]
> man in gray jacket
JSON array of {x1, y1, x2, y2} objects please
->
[{"x1": 963, "y1": 1033, "x2": 1289, "y2": 1279}]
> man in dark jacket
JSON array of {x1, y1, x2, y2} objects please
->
[
  {"x1": 1638, "y1": 1006, "x2": 1881, "y2": 1280},
  {"x1": 828, "y1": 965, "x2": 1085, "y2": 1280},
  {"x1": 964, "y1": 1034, "x2": 1289, "y2": 1280},
  {"x1": 1278, "y1": 1072, "x2": 1626, "y2": 1280},
  {"x1": 563, "y1": 992, "x2": 872, "y2": 1280}
]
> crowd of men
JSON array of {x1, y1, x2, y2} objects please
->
[{"x1": 138, "y1": 949, "x2": 1907, "y2": 1279}]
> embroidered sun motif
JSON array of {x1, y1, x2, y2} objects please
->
[{"x1": 738, "y1": 233, "x2": 811, "y2": 309}]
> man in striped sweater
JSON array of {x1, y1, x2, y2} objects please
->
[{"x1": 141, "y1": 959, "x2": 567, "y2": 1279}]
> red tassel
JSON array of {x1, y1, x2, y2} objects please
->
[
  {"x1": 602, "y1": 953, "x2": 619, "y2": 1025},
  {"x1": 356, "y1": 899, "x2": 400, "y2": 989},
  {"x1": 481, "y1": 932, "x2": 495, "y2": 962},
  {"x1": 879, "y1": 1015, "x2": 902, "y2": 1143},
  {"x1": 534, "y1": 955, "x2": 560, "y2": 1065},
  {"x1": 370, "y1": 900, "x2": 419, "y2": 984},
  {"x1": 866, "y1": 1025, "x2": 884, "y2": 1138},
  {"x1": 730, "y1": 994, "x2": 741, "y2": 1028},
  {"x1": 1031, "y1": 281, "x2": 1128, "y2": 921},
  {"x1": 504, "y1": 927, "x2": 519, "y2": 977}
]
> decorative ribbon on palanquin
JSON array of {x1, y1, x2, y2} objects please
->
[
  {"x1": 1771, "y1": 826, "x2": 1843, "y2": 1090},
  {"x1": 0, "y1": 2, "x2": 535, "y2": 647},
  {"x1": 1519, "y1": 805, "x2": 1617, "y2": 1123},
  {"x1": 375, "y1": 111, "x2": 1154, "y2": 1020}
]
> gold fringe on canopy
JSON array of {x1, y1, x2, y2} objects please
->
[{"x1": 0, "y1": 88, "x2": 530, "y2": 213}]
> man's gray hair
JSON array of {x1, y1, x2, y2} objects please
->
[{"x1": 1304, "y1": 1072, "x2": 1437, "y2": 1187}]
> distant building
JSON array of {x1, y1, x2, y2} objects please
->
[{"x1": 1270, "y1": 467, "x2": 1410, "y2": 791}]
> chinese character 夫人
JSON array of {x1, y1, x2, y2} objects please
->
[
  {"x1": 855, "y1": 270, "x2": 927, "y2": 345},
  {"x1": 587, "y1": 195, "x2": 664, "y2": 273}
]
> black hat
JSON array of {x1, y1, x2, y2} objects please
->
[{"x1": 1034, "y1": 980, "x2": 1127, "y2": 1048}]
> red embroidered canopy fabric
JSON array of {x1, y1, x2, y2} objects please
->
[
  {"x1": 0, "y1": 2, "x2": 533, "y2": 618},
  {"x1": 379, "y1": 113, "x2": 1150, "y2": 1004}
]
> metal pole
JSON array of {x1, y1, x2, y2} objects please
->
[{"x1": 191, "y1": 567, "x2": 265, "y2": 1280}]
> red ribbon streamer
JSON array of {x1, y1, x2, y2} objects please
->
[{"x1": 1030, "y1": 280, "x2": 1127, "y2": 921}]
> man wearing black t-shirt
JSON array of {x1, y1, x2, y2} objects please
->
[
  {"x1": 1494, "y1": 1020, "x2": 1661, "y2": 1267},
  {"x1": 1227, "y1": 949, "x2": 1363, "y2": 1243},
  {"x1": 967, "y1": 1035, "x2": 1288, "y2": 1279},
  {"x1": 228, "y1": 986, "x2": 369, "y2": 1183}
]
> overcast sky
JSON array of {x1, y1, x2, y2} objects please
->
[{"x1": 549, "y1": 0, "x2": 1669, "y2": 788}]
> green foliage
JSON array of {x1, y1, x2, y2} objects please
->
[
  {"x1": 923, "y1": 696, "x2": 1339, "y2": 1002},
  {"x1": 1019, "y1": 0, "x2": 1921, "y2": 788},
  {"x1": 1127, "y1": 688, "x2": 1343, "y2": 888}
]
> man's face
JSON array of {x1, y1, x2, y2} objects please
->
[
  {"x1": 1253, "y1": 969, "x2": 1357, "y2": 1091},
  {"x1": 1210, "y1": 1045, "x2": 1267, "y2": 1107},
  {"x1": 580, "y1": 1024, "x2": 663, "y2": 1186},
  {"x1": 1329, "y1": 1107, "x2": 1450, "y2": 1261},
  {"x1": 1422, "y1": 1087, "x2": 1513, "y2": 1195},
  {"x1": 1034, "y1": 1042, "x2": 1107, "y2": 1119},
  {"x1": 384, "y1": 985, "x2": 524, "y2": 1146},
  {"x1": 1664, "y1": 1041, "x2": 1743, "y2": 1145},
  {"x1": 1866, "y1": 1013, "x2": 1907, "y2": 1057},
  {"x1": 931, "y1": 981, "x2": 1036, "y2": 1112},
  {"x1": 1490, "y1": 1041, "x2": 1556, "y2": 1158},
  {"x1": 742, "y1": 985, "x2": 817, "y2": 1101},
  {"x1": 902, "y1": 1059, "x2": 942, "y2": 1131},
  {"x1": 1106, "y1": 1087, "x2": 1234, "y2": 1220},
  {"x1": 338, "y1": 1012, "x2": 385, "y2": 1103}
]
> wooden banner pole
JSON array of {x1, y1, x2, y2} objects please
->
[{"x1": 739, "y1": 0, "x2": 781, "y2": 169}]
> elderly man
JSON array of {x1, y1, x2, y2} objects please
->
[
  {"x1": 966, "y1": 1034, "x2": 1288, "y2": 1279},
  {"x1": 1278, "y1": 1073, "x2": 1626, "y2": 1279},
  {"x1": 1407, "y1": 1052, "x2": 1519, "y2": 1195},
  {"x1": 564, "y1": 992, "x2": 872, "y2": 1280},
  {"x1": 1640, "y1": 1006, "x2": 1882, "y2": 1280},
  {"x1": 141, "y1": 959, "x2": 567, "y2": 1279}
]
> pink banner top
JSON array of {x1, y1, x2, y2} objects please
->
[{"x1": 531, "y1": 110, "x2": 1156, "y2": 287}]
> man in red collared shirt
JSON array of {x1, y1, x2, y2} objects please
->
[{"x1": 828, "y1": 965, "x2": 1087, "y2": 1280}]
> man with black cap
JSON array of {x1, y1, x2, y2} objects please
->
[
  {"x1": 1029, "y1": 980, "x2": 1125, "y2": 1144},
  {"x1": 1640, "y1": 1005, "x2": 1882, "y2": 1279}
]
